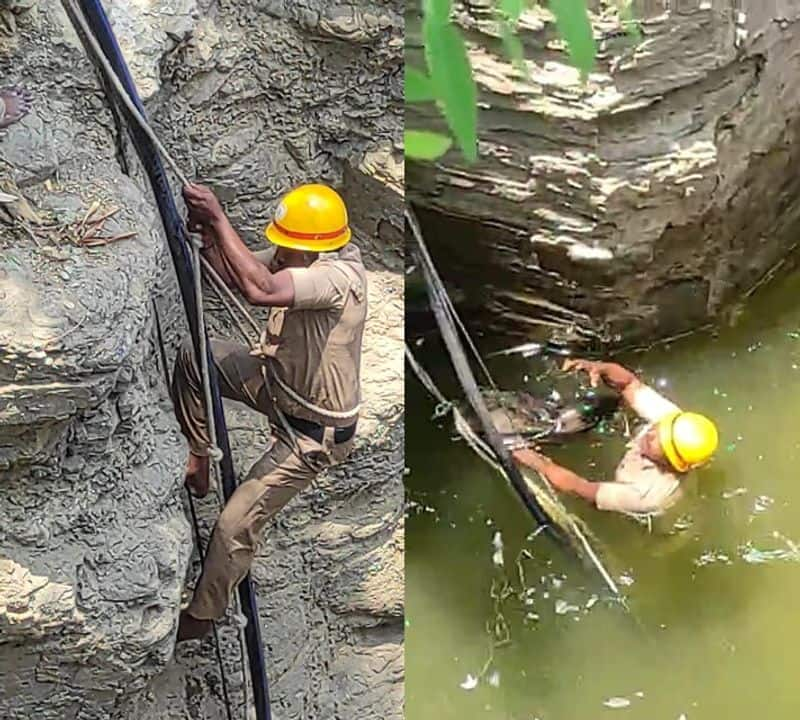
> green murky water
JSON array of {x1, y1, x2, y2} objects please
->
[{"x1": 406, "y1": 272, "x2": 800, "y2": 720}]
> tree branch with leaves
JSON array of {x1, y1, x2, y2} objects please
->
[{"x1": 405, "y1": 0, "x2": 640, "y2": 162}]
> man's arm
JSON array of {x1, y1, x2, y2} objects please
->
[
  {"x1": 210, "y1": 214, "x2": 295, "y2": 306},
  {"x1": 184, "y1": 184, "x2": 294, "y2": 307},
  {"x1": 562, "y1": 359, "x2": 640, "y2": 405},
  {"x1": 192, "y1": 224, "x2": 237, "y2": 288},
  {"x1": 511, "y1": 448, "x2": 599, "y2": 504},
  {"x1": 563, "y1": 359, "x2": 679, "y2": 422}
]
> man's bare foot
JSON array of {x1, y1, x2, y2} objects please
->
[
  {"x1": 0, "y1": 87, "x2": 32, "y2": 129},
  {"x1": 177, "y1": 610, "x2": 212, "y2": 642},
  {"x1": 185, "y1": 452, "x2": 210, "y2": 497}
]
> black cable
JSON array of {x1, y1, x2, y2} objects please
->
[
  {"x1": 406, "y1": 206, "x2": 562, "y2": 539},
  {"x1": 152, "y1": 299, "x2": 235, "y2": 720},
  {"x1": 62, "y1": 1, "x2": 271, "y2": 715},
  {"x1": 187, "y1": 495, "x2": 235, "y2": 720}
]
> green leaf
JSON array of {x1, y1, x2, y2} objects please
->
[
  {"x1": 405, "y1": 130, "x2": 453, "y2": 160},
  {"x1": 501, "y1": 22, "x2": 529, "y2": 79},
  {"x1": 423, "y1": 0, "x2": 451, "y2": 25},
  {"x1": 406, "y1": 67, "x2": 436, "y2": 102},
  {"x1": 424, "y1": 21, "x2": 478, "y2": 161},
  {"x1": 549, "y1": 0, "x2": 596, "y2": 81},
  {"x1": 500, "y1": 0, "x2": 525, "y2": 24},
  {"x1": 618, "y1": 0, "x2": 642, "y2": 42}
]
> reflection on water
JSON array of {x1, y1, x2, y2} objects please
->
[{"x1": 406, "y1": 272, "x2": 800, "y2": 719}]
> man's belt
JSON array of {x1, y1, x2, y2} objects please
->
[{"x1": 285, "y1": 414, "x2": 357, "y2": 445}]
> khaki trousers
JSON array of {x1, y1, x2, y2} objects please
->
[{"x1": 171, "y1": 337, "x2": 353, "y2": 620}]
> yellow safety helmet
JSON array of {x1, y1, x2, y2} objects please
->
[
  {"x1": 658, "y1": 411, "x2": 719, "y2": 473},
  {"x1": 265, "y1": 184, "x2": 351, "y2": 252}
]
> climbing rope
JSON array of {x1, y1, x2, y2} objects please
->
[
  {"x1": 63, "y1": 1, "x2": 272, "y2": 718},
  {"x1": 64, "y1": 0, "x2": 324, "y2": 474},
  {"x1": 406, "y1": 206, "x2": 622, "y2": 598},
  {"x1": 409, "y1": 224, "x2": 496, "y2": 390},
  {"x1": 152, "y1": 300, "x2": 235, "y2": 720}
]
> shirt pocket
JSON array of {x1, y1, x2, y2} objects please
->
[
  {"x1": 258, "y1": 308, "x2": 286, "y2": 357},
  {"x1": 348, "y1": 276, "x2": 365, "y2": 304}
]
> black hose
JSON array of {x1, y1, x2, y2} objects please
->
[
  {"x1": 406, "y1": 207, "x2": 563, "y2": 540},
  {"x1": 71, "y1": 3, "x2": 271, "y2": 717}
]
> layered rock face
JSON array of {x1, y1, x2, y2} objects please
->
[
  {"x1": 407, "y1": 0, "x2": 800, "y2": 345},
  {"x1": 1, "y1": 1, "x2": 402, "y2": 719}
]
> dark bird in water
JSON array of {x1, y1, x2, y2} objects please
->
[{"x1": 465, "y1": 386, "x2": 621, "y2": 450}]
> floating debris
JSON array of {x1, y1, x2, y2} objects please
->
[
  {"x1": 585, "y1": 594, "x2": 599, "y2": 610},
  {"x1": 492, "y1": 531, "x2": 504, "y2": 567},
  {"x1": 618, "y1": 573, "x2": 635, "y2": 587},
  {"x1": 459, "y1": 674, "x2": 478, "y2": 690},
  {"x1": 740, "y1": 540, "x2": 800, "y2": 565},
  {"x1": 753, "y1": 495, "x2": 774, "y2": 513},
  {"x1": 694, "y1": 549, "x2": 732, "y2": 567},
  {"x1": 603, "y1": 696, "x2": 632, "y2": 709},
  {"x1": 554, "y1": 599, "x2": 580, "y2": 615},
  {"x1": 672, "y1": 515, "x2": 694, "y2": 531},
  {"x1": 722, "y1": 487, "x2": 747, "y2": 499},
  {"x1": 487, "y1": 670, "x2": 500, "y2": 688}
]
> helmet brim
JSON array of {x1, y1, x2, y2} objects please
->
[
  {"x1": 658, "y1": 411, "x2": 690, "y2": 473},
  {"x1": 265, "y1": 223, "x2": 351, "y2": 253}
]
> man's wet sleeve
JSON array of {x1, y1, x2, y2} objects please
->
[
  {"x1": 629, "y1": 383, "x2": 681, "y2": 423},
  {"x1": 287, "y1": 262, "x2": 348, "y2": 310},
  {"x1": 594, "y1": 482, "x2": 661, "y2": 514},
  {"x1": 595, "y1": 481, "x2": 658, "y2": 514}
]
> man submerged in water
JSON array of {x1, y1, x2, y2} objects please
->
[{"x1": 511, "y1": 359, "x2": 719, "y2": 518}]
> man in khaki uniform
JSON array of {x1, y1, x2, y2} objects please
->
[
  {"x1": 173, "y1": 182, "x2": 366, "y2": 640},
  {"x1": 511, "y1": 359, "x2": 719, "y2": 520}
]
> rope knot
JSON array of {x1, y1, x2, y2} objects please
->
[
  {"x1": 190, "y1": 236, "x2": 204, "y2": 251},
  {"x1": 207, "y1": 444, "x2": 224, "y2": 462}
]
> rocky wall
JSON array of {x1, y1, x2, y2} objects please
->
[
  {"x1": 1, "y1": 1, "x2": 403, "y2": 718},
  {"x1": 407, "y1": 0, "x2": 800, "y2": 346}
]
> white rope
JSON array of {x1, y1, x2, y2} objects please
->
[
  {"x1": 408, "y1": 212, "x2": 496, "y2": 390},
  {"x1": 65, "y1": 3, "x2": 270, "y2": 715},
  {"x1": 65, "y1": 0, "x2": 191, "y2": 187},
  {"x1": 190, "y1": 236, "x2": 224, "y2": 462},
  {"x1": 71, "y1": 4, "x2": 352, "y2": 433},
  {"x1": 200, "y1": 255, "x2": 262, "y2": 340},
  {"x1": 64, "y1": 0, "x2": 263, "y2": 338},
  {"x1": 406, "y1": 336, "x2": 622, "y2": 598},
  {"x1": 269, "y1": 371, "x2": 360, "y2": 420}
]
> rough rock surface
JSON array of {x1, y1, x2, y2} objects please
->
[
  {"x1": 407, "y1": 0, "x2": 800, "y2": 346},
  {"x1": 1, "y1": 1, "x2": 402, "y2": 719}
]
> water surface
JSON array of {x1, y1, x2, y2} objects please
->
[{"x1": 406, "y1": 273, "x2": 800, "y2": 719}]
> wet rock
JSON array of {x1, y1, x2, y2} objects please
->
[
  {"x1": 0, "y1": 177, "x2": 190, "y2": 718},
  {"x1": 407, "y1": 1, "x2": 800, "y2": 346}
]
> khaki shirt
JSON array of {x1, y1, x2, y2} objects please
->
[
  {"x1": 595, "y1": 385, "x2": 684, "y2": 516},
  {"x1": 258, "y1": 243, "x2": 367, "y2": 426}
]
